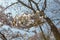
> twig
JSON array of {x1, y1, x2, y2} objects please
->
[
  {"x1": 28, "y1": 0, "x2": 32, "y2": 7},
  {"x1": 0, "y1": 32, "x2": 7, "y2": 40},
  {"x1": 42, "y1": 0, "x2": 46, "y2": 10},
  {"x1": 32, "y1": 0, "x2": 40, "y2": 11},
  {"x1": 1, "y1": 2, "x2": 19, "y2": 13}
]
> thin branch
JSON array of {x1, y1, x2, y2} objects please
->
[
  {"x1": 0, "y1": 32, "x2": 7, "y2": 40},
  {"x1": 32, "y1": 0, "x2": 40, "y2": 11},
  {"x1": 18, "y1": 0, "x2": 36, "y2": 13},
  {"x1": 42, "y1": 0, "x2": 46, "y2": 11},
  {"x1": 28, "y1": 0, "x2": 32, "y2": 7},
  {"x1": 38, "y1": 0, "x2": 41, "y2": 4},
  {"x1": 28, "y1": 0, "x2": 36, "y2": 13},
  {"x1": 39, "y1": 25, "x2": 47, "y2": 40},
  {"x1": 1, "y1": 2, "x2": 19, "y2": 13}
]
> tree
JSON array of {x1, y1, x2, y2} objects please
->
[
  {"x1": 0, "y1": 0, "x2": 60, "y2": 40},
  {"x1": 17, "y1": 0, "x2": 60, "y2": 40}
]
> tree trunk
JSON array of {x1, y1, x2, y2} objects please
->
[
  {"x1": 45, "y1": 17, "x2": 60, "y2": 40},
  {"x1": 41, "y1": 10, "x2": 60, "y2": 40}
]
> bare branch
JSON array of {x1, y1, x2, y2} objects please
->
[
  {"x1": 39, "y1": 25, "x2": 47, "y2": 40},
  {"x1": 28, "y1": 0, "x2": 32, "y2": 7},
  {"x1": 38, "y1": 0, "x2": 41, "y2": 4},
  {"x1": 28, "y1": 0, "x2": 36, "y2": 11},
  {"x1": 0, "y1": 32, "x2": 7, "y2": 40},
  {"x1": 42, "y1": 0, "x2": 46, "y2": 10},
  {"x1": 32, "y1": 0, "x2": 40, "y2": 11},
  {"x1": 1, "y1": 2, "x2": 19, "y2": 13},
  {"x1": 18, "y1": 0, "x2": 36, "y2": 13}
]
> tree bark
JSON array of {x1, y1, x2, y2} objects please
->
[
  {"x1": 41, "y1": 10, "x2": 60, "y2": 40},
  {"x1": 45, "y1": 17, "x2": 60, "y2": 40}
]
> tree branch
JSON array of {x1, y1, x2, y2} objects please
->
[
  {"x1": 32, "y1": 0, "x2": 40, "y2": 11},
  {"x1": 39, "y1": 25, "x2": 47, "y2": 40},
  {"x1": 1, "y1": 2, "x2": 19, "y2": 13},
  {"x1": 0, "y1": 32, "x2": 7, "y2": 40},
  {"x1": 28, "y1": 0, "x2": 32, "y2": 7},
  {"x1": 42, "y1": 0, "x2": 46, "y2": 11},
  {"x1": 18, "y1": 0, "x2": 36, "y2": 13}
]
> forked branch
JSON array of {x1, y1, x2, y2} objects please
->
[{"x1": 18, "y1": 0, "x2": 36, "y2": 13}]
